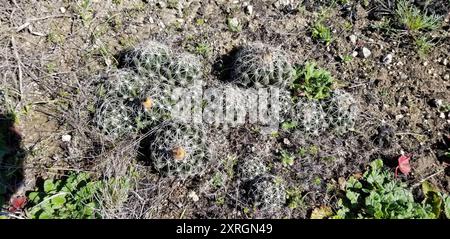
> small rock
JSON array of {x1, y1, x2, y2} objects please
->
[
  {"x1": 396, "y1": 114, "x2": 404, "y2": 120},
  {"x1": 440, "y1": 112, "x2": 446, "y2": 119},
  {"x1": 399, "y1": 72, "x2": 408, "y2": 80},
  {"x1": 383, "y1": 54, "x2": 393, "y2": 65},
  {"x1": 61, "y1": 135, "x2": 71, "y2": 142},
  {"x1": 349, "y1": 34, "x2": 357, "y2": 45},
  {"x1": 227, "y1": 17, "x2": 240, "y2": 32},
  {"x1": 157, "y1": 1, "x2": 166, "y2": 8},
  {"x1": 188, "y1": 191, "x2": 199, "y2": 202},
  {"x1": 60, "y1": 7, "x2": 66, "y2": 14},
  {"x1": 444, "y1": 74, "x2": 450, "y2": 80},
  {"x1": 283, "y1": 138, "x2": 291, "y2": 145},
  {"x1": 423, "y1": 61, "x2": 429, "y2": 66},
  {"x1": 245, "y1": 5, "x2": 253, "y2": 15},
  {"x1": 444, "y1": 59, "x2": 449, "y2": 66},
  {"x1": 360, "y1": 47, "x2": 371, "y2": 58},
  {"x1": 352, "y1": 51, "x2": 358, "y2": 57},
  {"x1": 273, "y1": 0, "x2": 298, "y2": 10}
]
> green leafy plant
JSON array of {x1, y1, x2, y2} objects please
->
[
  {"x1": 76, "y1": 0, "x2": 94, "y2": 27},
  {"x1": 280, "y1": 150, "x2": 295, "y2": 167},
  {"x1": 414, "y1": 35, "x2": 434, "y2": 57},
  {"x1": 286, "y1": 187, "x2": 303, "y2": 209},
  {"x1": 340, "y1": 54, "x2": 353, "y2": 64},
  {"x1": 281, "y1": 121, "x2": 297, "y2": 131},
  {"x1": 292, "y1": 62, "x2": 334, "y2": 100},
  {"x1": 195, "y1": 43, "x2": 211, "y2": 58},
  {"x1": 395, "y1": 0, "x2": 441, "y2": 32},
  {"x1": 335, "y1": 159, "x2": 450, "y2": 219},
  {"x1": 26, "y1": 173, "x2": 100, "y2": 219},
  {"x1": 312, "y1": 22, "x2": 332, "y2": 45}
]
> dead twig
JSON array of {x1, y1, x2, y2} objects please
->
[
  {"x1": 412, "y1": 168, "x2": 447, "y2": 188},
  {"x1": 16, "y1": 14, "x2": 72, "y2": 32},
  {"x1": 10, "y1": 36, "x2": 23, "y2": 100}
]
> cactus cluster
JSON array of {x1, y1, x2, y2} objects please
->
[
  {"x1": 125, "y1": 41, "x2": 202, "y2": 87},
  {"x1": 290, "y1": 90, "x2": 359, "y2": 135},
  {"x1": 94, "y1": 40, "x2": 204, "y2": 141},
  {"x1": 93, "y1": 70, "x2": 170, "y2": 139},
  {"x1": 237, "y1": 157, "x2": 267, "y2": 182},
  {"x1": 246, "y1": 175, "x2": 286, "y2": 211},
  {"x1": 148, "y1": 121, "x2": 208, "y2": 178},
  {"x1": 233, "y1": 42, "x2": 294, "y2": 88},
  {"x1": 92, "y1": 40, "x2": 212, "y2": 178}
]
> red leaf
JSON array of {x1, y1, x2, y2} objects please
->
[
  {"x1": 397, "y1": 155, "x2": 411, "y2": 176},
  {"x1": 9, "y1": 195, "x2": 27, "y2": 212}
]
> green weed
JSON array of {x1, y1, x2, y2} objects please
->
[
  {"x1": 335, "y1": 159, "x2": 450, "y2": 219},
  {"x1": 26, "y1": 173, "x2": 100, "y2": 219},
  {"x1": 396, "y1": 0, "x2": 441, "y2": 32},
  {"x1": 292, "y1": 62, "x2": 334, "y2": 100}
]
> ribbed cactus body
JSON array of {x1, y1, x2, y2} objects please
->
[
  {"x1": 237, "y1": 158, "x2": 267, "y2": 182},
  {"x1": 325, "y1": 90, "x2": 359, "y2": 134},
  {"x1": 233, "y1": 42, "x2": 294, "y2": 88},
  {"x1": 293, "y1": 99, "x2": 329, "y2": 135},
  {"x1": 247, "y1": 175, "x2": 286, "y2": 211},
  {"x1": 149, "y1": 122, "x2": 208, "y2": 178}
]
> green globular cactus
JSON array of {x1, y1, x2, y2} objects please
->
[
  {"x1": 165, "y1": 52, "x2": 203, "y2": 87},
  {"x1": 133, "y1": 84, "x2": 174, "y2": 129},
  {"x1": 325, "y1": 90, "x2": 359, "y2": 134},
  {"x1": 149, "y1": 122, "x2": 209, "y2": 178},
  {"x1": 237, "y1": 157, "x2": 267, "y2": 182},
  {"x1": 293, "y1": 99, "x2": 329, "y2": 136},
  {"x1": 94, "y1": 98, "x2": 136, "y2": 139},
  {"x1": 98, "y1": 70, "x2": 146, "y2": 102},
  {"x1": 233, "y1": 42, "x2": 294, "y2": 88},
  {"x1": 124, "y1": 40, "x2": 172, "y2": 78},
  {"x1": 94, "y1": 70, "x2": 145, "y2": 139},
  {"x1": 246, "y1": 175, "x2": 286, "y2": 212}
]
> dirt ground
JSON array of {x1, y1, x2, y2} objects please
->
[{"x1": 0, "y1": 0, "x2": 450, "y2": 218}]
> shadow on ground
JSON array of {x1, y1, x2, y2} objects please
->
[{"x1": 0, "y1": 112, "x2": 25, "y2": 209}]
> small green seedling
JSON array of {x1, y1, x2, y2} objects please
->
[
  {"x1": 286, "y1": 187, "x2": 303, "y2": 209},
  {"x1": 312, "y1": 22, "x2": 332, "y2": 45},
  {"x1": 415, "y1": 35, "x2": 434, "y2": 57},
  {"x1": 281, "y1": 150, "x2": 295, "y2": 167},
  {"x1": 292, "y1": 62, "x2": 334, "y2": 100},
  {"x1": 195, "y1": 43, "x2": 211, "y2": 57}
]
